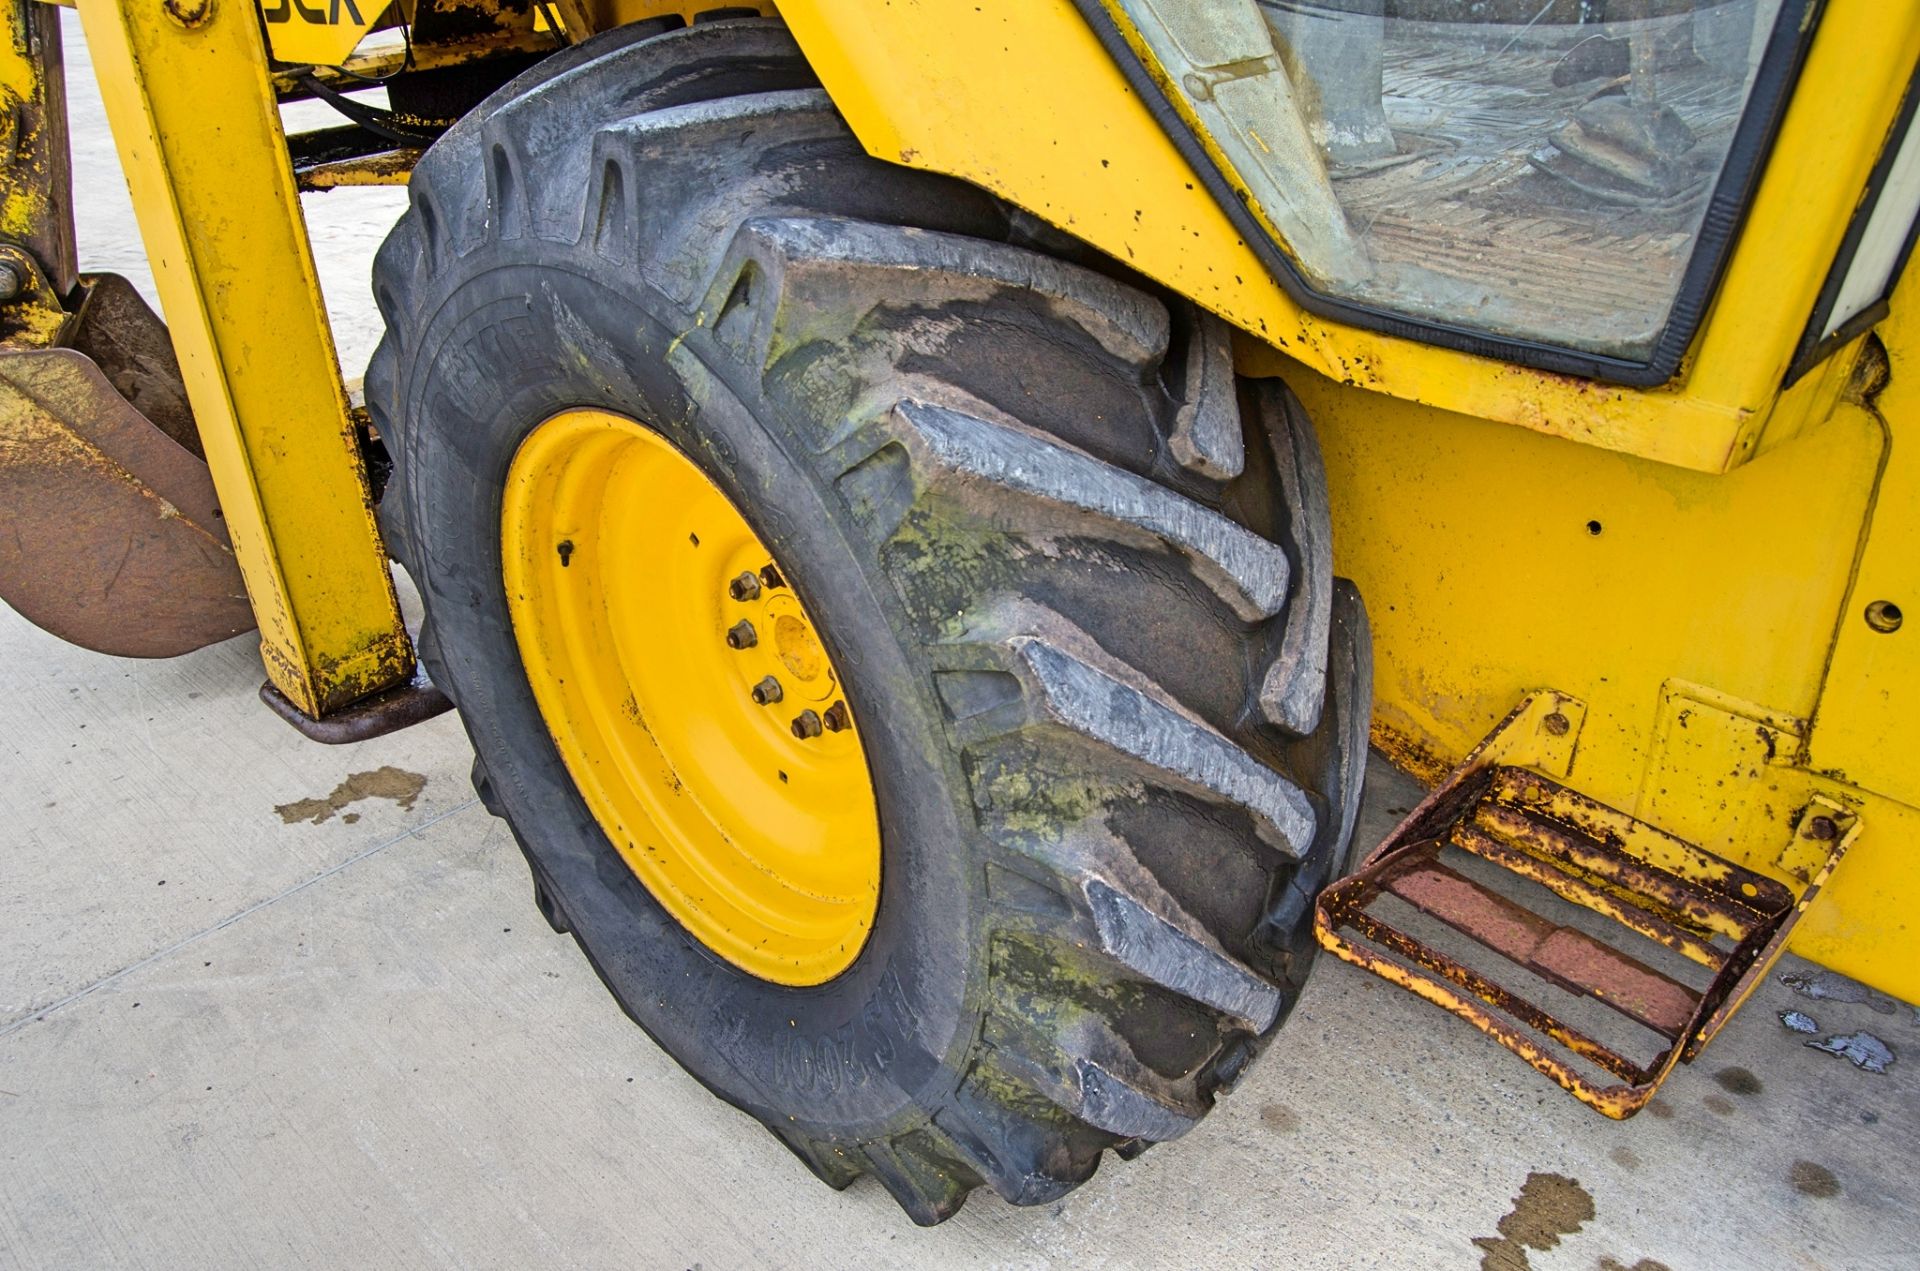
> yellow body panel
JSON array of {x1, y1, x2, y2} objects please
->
[
  {"x1": 1814, "y1": 302, "x2": 1920, "y2": 806},
  {"x1": 260, "y1": 0, "x2": 388, "y2": 66},
  {"x1": 780, "y1": 0, "x2": 1920, "y2": 476},
  {"x1": 1290, "y1": 340, "x2": 1917, "y2": 996},
  {"x1": 503, "y1": 410, "x2": 881, "y2": 984},
  {"x1": 78, "y1": 0, "x2": 411, "y2": 716}
]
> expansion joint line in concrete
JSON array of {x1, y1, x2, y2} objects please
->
[{"x1": 0, "y1": 798, "x2": 481, "y2": 1040}]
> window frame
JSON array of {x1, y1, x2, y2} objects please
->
[{"x1": 1075, "y1": 0, "x2": 1825, "y2": 386}]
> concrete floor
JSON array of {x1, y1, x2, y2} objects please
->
[{"x1": 3, "y1": 14, "x2": 1916, "y2": 1270}]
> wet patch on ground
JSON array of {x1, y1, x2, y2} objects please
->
[
  {"x1": 1780, "y1": 968, "x2": 1899, "y2": 1016},
  {"x1": 1790, "y1": 1160, "x2": 1841, "y2": 1198},
  {"x1": 1259, "y1": 1104, "x2": 1299, "y2": 1134},
  {"x1": 1472, "y1": 1172, "x2": 1595, "y2": 1271},
  {"x1": 1805, "y1": 1031, "x2": 1896, "y2": 1075},
  {"x1": 1713, "y1": 1066, "x2": 1762, "y2": 1097},
  {"x1": 275, "y1": 767, "x2": 428, "y2": 826},
  {"x1": 1598, "y1": 1258, "x2": 1673, "y2": 1271},
  {"x1": 1780, "y1": 1009, "x2": 1819, "y2": 1035}
]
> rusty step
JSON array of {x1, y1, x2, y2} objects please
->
[
  {"x1": 1316, "y1": 697, "x2": 1850, "y2": 1118},
  {"x1": 1376, "y1": 856, "x2": 1702, "y2": 1040}
]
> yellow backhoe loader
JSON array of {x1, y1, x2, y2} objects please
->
[{"x1": 2, "y1": 0, "x2": 1914, "y2": 1223}]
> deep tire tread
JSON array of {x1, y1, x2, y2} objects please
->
[{"x1": 369, "y1": 18, "x2": 1367, "y2": 1224}]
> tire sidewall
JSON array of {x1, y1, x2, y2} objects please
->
[{"x1": 398, "y1": 254, "x2": 979, "y2": 1137}]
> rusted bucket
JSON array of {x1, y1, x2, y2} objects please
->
[{"x1": 0, "y1": 275, "x2": 254, "y2": 657}]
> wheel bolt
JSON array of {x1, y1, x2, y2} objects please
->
[
  {"x1": 729, "y1": 571, "x2": 762, "y2": 601},
  {"x1": 823, "y1": 701, "x2": 851, "y2": 733},
  {"x1": 751, "y1": 676, "x2": 783, "y2": 705},
  {"x1": 759, "y1": 563, "x2": 786, "y2": 590},
  {"x1": 790, "y1": 709, "x2": 822, "y2": 740},
  {"x1": 726, "y1": 619, "x2": 757, "y2": 649}
]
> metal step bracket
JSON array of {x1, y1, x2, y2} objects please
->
[{"x1": 1316, "y1": 690, "x2": 1857, "y2": 1118}]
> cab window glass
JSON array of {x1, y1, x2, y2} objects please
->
[{"x1": 1121, "y1": 0, "x2": 1788, "y2": 359}]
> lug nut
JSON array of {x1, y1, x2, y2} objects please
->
[
  {"x1": 759, "y1": 563, "x2": 786, "y2": 590},
  {"x1": 790, "y1": 709, "x2": 822, "y2": 740},
  {"x1": 751, "y1": 676, "x2": 784, "y2": 705},
  {"x1": 729, "y1": 571, "x2": 762, "y2": 601},
  {"x1": 823, "y1": 701, "x2": 851, "y2": 732},
  {"x1": 726, "y1": 620, "x2": 757, "y2": 649},
  {"x1": 0, "y1": 262, "x2": 23, "y2": 305}
]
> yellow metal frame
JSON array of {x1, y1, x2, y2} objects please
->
[
  {"x1": 76, "y1": 0, "x2": 412, "y2": 716},
  {"x1": 0, "y1": 2, "x2": 74, "y2": 306},
  {"x1": 503, "y1": 409, "x2": 881, "y2": 984}
]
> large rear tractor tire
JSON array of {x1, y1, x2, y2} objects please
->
[{"x1": 368, "y1": 17, "x2": 1370, "y2": 1223}]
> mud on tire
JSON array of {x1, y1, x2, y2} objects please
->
[{"x1": 367, "y1": 18, "x2": 1370, "y2": 1223}]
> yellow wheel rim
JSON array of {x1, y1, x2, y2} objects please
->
[{"x1": 501, "y1": 409, "x2": 881, "y2": 985}]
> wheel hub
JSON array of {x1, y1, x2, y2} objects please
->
[{"x1": 500, "y1": 408, "x2": 881, "y2": 985}]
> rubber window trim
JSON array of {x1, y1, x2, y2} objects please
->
[
  {"x1": 1071, "y1": 0, "x2": 1823, "y2": 388},
  {"x1": 1785, "y1": 58, "x2": 1920, "y2": 387}
]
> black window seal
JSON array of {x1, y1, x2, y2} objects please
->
[
  {"x1": 1784, "y1": 58, "x2": 1920, "y2": 388},
  {"x1": 1069, "y1": 0, "x2": 1824, "y2": 388}
]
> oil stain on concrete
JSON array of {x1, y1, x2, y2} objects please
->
[
  {"x1": 1472, "y1": 1172, "x2": 1594, "y2": 1271},
  {"x1": 275, "y1": 767, "x2": 428, "y2": 826},
  {"x1": 1790, "y1": 1160, "x2": 1841, "y2": 1198}
]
